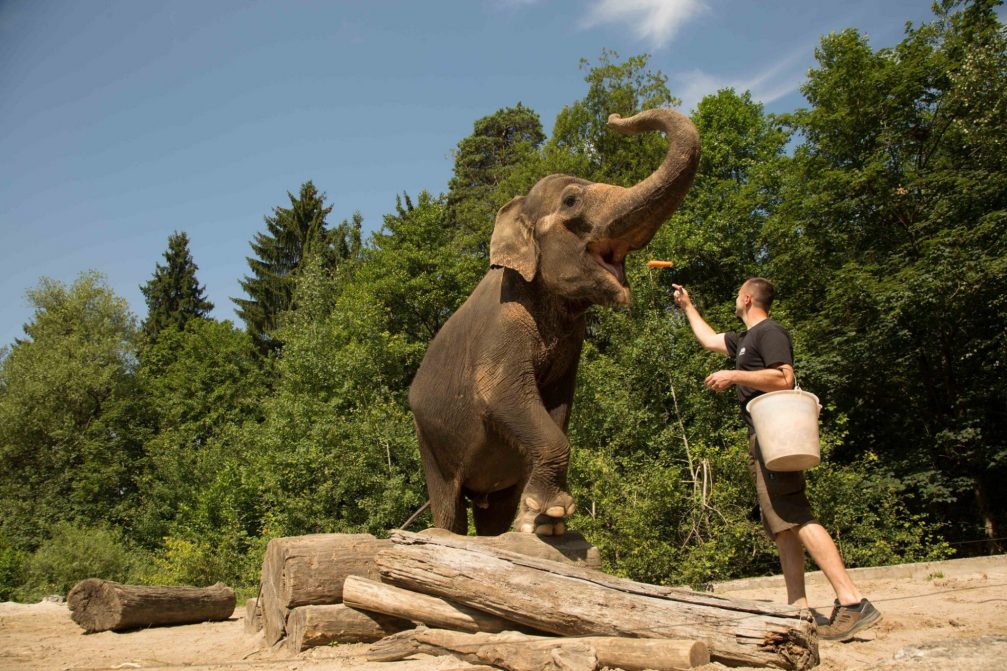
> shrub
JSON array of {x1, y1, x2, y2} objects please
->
[
  {"x1": 0, "y1": 537, "x2": 27, "y2": 601},
  {"x1": 17, "y1": 522, "x2": 139, "y2": 601}
]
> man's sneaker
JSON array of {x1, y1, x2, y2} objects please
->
[{"x1": 818, "y1": 599, "x2": 882, "y2": 641}]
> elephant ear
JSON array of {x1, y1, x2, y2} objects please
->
[{"x1": 489, "y1": 196, "x2": 537, "y2": 282}]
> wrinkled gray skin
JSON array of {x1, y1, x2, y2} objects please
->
[{"x1": 409, "y1": 109, "x2": 700, "y2": 536}]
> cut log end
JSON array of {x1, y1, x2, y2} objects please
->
[{"x1": 68, "y1": 578, "x2": 121, "y2": 634}]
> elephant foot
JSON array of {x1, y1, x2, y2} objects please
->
[{"x1": 514, "y1": 492, "x2": 575, "y2": 536}]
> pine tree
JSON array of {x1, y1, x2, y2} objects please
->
[
  {"x1": 140, "y1": 231, "x2": 213, "y2": 339},
  {"x1": 233, "y1": 181, "x2": 335, "y2": 354}
]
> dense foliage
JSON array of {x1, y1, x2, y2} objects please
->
[{"x1": 0, "y1": 2, "x2": 1000, "y2": 600}]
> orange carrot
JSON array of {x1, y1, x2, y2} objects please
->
[{"x1": 647, "y1": 260, "x2": 674, "y2": 268}]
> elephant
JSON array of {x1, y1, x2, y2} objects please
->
[{"x1": 408, "y1": 107, "x2": 700, "y2": 536}]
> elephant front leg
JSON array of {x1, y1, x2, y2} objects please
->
[
  {"x1": 482, "y1": 365, "x2": 578, "y2": 536},
  {"x1": 515, "y1": 469, "x2": 576, "y2": 536},
  {"x1": 494, "y1": 414, "x2": 576, "y2": 536}
]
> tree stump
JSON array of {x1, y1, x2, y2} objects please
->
[{"x1": 67, "y1": 579, "x2": 235, "y2": 633}]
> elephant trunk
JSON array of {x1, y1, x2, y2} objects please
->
[{"x1": 604, "y1": 108, "x2": 700, "y2": 248}]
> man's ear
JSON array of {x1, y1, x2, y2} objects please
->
[{"x1": 489, "y1": 196, "x2": 537, "y2": 282}]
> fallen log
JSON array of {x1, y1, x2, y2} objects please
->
[
  {"x1": 259, "y1": 533, "x2": 389, "y2": 645},
  {"x1": 368, "y1": 626, "x2": 709, "y2": 671},
  {"x1": 285, "y1": 604, "x2": 410, "y2": 652},
  {"x1": 377, "y1": 531, "x2": 817, "y2": 670},
  {"x1": 343, "y1": 575, "x2": 527, "y2": 634},
  {"x1": 418, "y1": 528, "x2": 601, "y2": 569},
  {"x1": 67, "y1": 579, "x2": 235, "y2": 633}
]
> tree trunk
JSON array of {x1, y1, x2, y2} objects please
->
[
  {"x1": 343, "y1": 575, "x2": 529, "y2": 634},
  {"x1": 369, "y1": 626, "x2": 709, "y2": 671},
  {"x1": 973, "y1": 475, "x2": 1004, "y2": 553},
  {"x1": 67, "y1": 579, "x2": 235, "y2": 633},
  {"x1": 259, "y1": 533, "x2": 389, "y2": 645},
  {"x1": 285, "y1": 604, "x2": 410, "y2": 652},
  {"x1": 377, "y1": 531, "x2": 817, "y2": 670}
]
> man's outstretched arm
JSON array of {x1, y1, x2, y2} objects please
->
[{"x1": 673, "y1": 284, "x2": 727, "y2": 354}]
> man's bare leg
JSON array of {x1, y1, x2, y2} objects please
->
[
  {"x1": 797, "y1": 521, "x2": 862, "y2": 605},
  {"x1": 775, "y1": 528, "x2": 809, "y2": 608}
]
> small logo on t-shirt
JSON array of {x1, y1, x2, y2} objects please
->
[{"x1": 739, "y1": 347, "x2": 746, "y2": 356}]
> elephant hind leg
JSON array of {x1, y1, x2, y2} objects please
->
[
  {"x1": 430, "y1": 485, "x2": 466, "y2": 534},
  {"x1": 416, "y1": 424, "x2": 467, "y2": 534},
  {"x1": 472, "y1": 485, "x2": 521, "y2": 536}
]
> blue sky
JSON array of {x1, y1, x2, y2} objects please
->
[{"x1": 0, "y1": 1, "x2": 956, "y2": 347}]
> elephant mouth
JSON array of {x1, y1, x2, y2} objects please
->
[{"x1": 587, "y1": 238, "x2": 629, "y2": 286}]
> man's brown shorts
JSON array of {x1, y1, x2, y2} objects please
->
[{"x1": 748, "y1": 434, "x2": 815, "y2": 538}]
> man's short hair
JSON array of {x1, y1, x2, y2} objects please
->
[{"x1": 743, "y1": 277, "x2": 775, "y2": 310}]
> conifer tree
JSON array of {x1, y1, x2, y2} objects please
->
[
  {"x1": 233, "y1": 181, "x2": 335, "y2": 354},
  {"x1": 140, "y1": 231, "x2": 213, "y2": 339}
]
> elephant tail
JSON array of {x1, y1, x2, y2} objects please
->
[{"x1": 398, "y1": 499, "x2": 431, "y2": 530}]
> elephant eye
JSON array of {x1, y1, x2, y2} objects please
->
[{"x1": 563, "y1": 195, "x2": 577, "y2": 207}]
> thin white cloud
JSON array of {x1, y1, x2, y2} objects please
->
[
  {"x1": 581, "y1": 0, "x2": 710, "y2": 48},
  {"x1": 672, "y1": 43, "x2": 813, "y2": 112}
]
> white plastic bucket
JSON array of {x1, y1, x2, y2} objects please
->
[{"x1": 746, "y1": 390, "x2": 822, "y2": 471}]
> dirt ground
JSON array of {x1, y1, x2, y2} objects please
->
[{"x1": 1, "y1": 554, "x2": 1004, "y2": 671}]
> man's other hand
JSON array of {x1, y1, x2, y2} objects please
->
[{"x1": 704, "y1": 370, "x2": 735, "y2": 391}]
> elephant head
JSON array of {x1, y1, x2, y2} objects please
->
[{"x1": 489, "y1": 107, "x2": 700, "y2": 308}]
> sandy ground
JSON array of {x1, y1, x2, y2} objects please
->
[{"x1": 1, "y1": 554, "x2": 1004, "y2": 671}]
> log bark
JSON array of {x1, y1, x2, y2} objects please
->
[
  {"x1": 244, "y1": 597, "x2": 262, "y2": 634},
  {"x1": 377, "y1": 531, "x2": 817, "y2": 670},
  {"x1": 418, "y1": 528, "x2": 601, "y2": 569},
  {"x1": 343, "y1": 575, "x2": 528, "y2": 634},
  {"x1": 285, "y1": 604, "x2": 410, "y2": 652},
  {"x1": 369, "y1": 627, "x2": 709, "y2": 671},
  {"x1": 259, "y1": 533, "x2": 389, "y2": 645},
  {"x1": 67, "y1": 579, "x2": 235, "y2": 633}
]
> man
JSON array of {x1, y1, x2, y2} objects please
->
[{"x1": 673, "y1": 278, "x2": 881, "y2": 641}]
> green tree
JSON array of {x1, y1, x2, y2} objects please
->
[
  {"x1": 652, "y1": 89, "x2": 790, "y2": 300},
  {"x1": 140, "y1": 231, "x2": 214, "y2": 340},
  {"x1": 447, "y1": 103, "x2": 546, "y2": 248},
  {"x1": 247, "y1": 249, "x2": 426, "y2": 538},
  {"x1": 365, "y1": 192, "x2": 484, "y2": 342},
  {"x1": 0, "y1": 272, "x2": 141, "y2": 550},
  {"x1": 133, "y1": 319, "x2": 266, "y2": 548},
  {"x1": 234, "y1": 181, "x2": 336, "y2": 354},
  {"x1": 765, "y1": 0, "x2": 1007, "y2": 549},
  {"x1": 548, "y1": 50, "x2": 679, "y2": 186}
]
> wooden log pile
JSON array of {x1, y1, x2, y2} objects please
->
[{"x1": 254, "y1": 529, "x2": 818, "y2": 670}]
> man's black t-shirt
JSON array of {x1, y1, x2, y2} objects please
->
[{"x1": 724, "y1": 318, "x2": 794, "y2": 433}]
